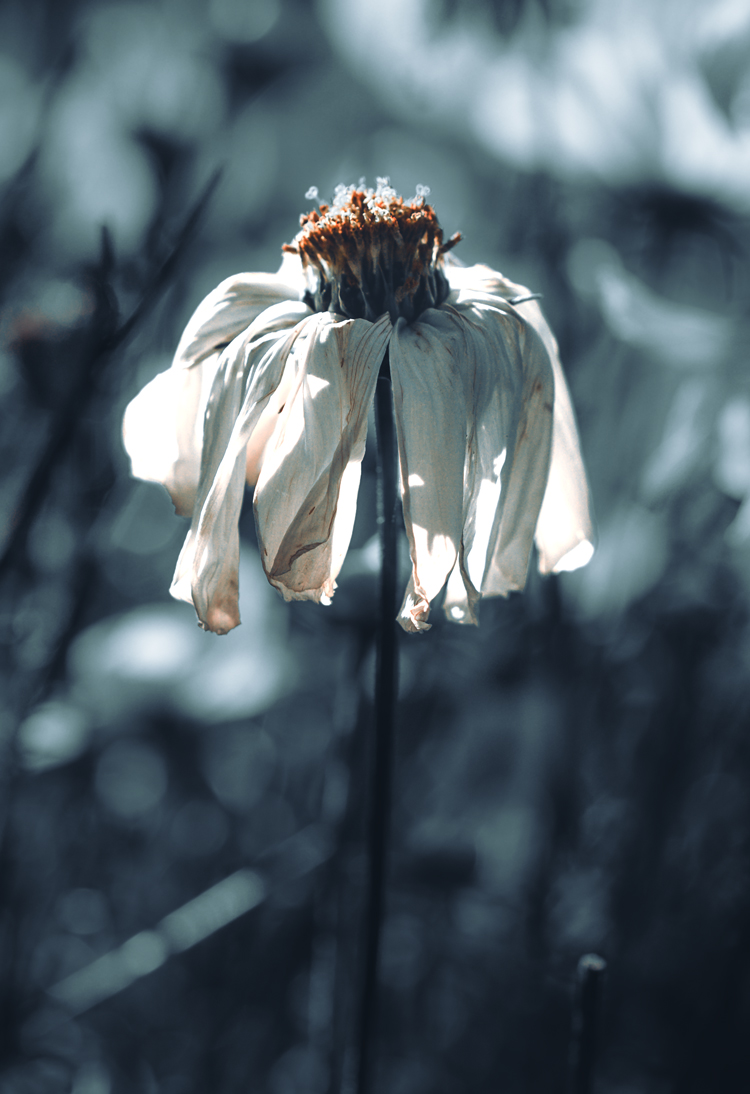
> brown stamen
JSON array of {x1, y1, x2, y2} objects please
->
[{"x1": 284, "y1": 182, "x2": 460, "y2": 324}]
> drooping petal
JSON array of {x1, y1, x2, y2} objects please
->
[
  {"x1": 174, "y1": 268, "x2": 303, "y2": 369},
  {"x1": 389, "y1": 311, "x2": 468, "y2": 633},
  {"x1": 438, "y1": 301, "x2": 524, "y2": 624},
  {"x1": 478, "y1": 307, "x2": 554, "y2": 594},
  {"x1": 172, "y1": 301, "x2": 311, "y2": 633},
  {"x1": 512, "y1": 297, "x2": 595, "y2": 573},
  {"x1": 428, "y1": 296, "x2": 554, "y2": 624},
  {"x1": 122, "y1": 353, "x2": 218, "y2": 517},
  {"x1": 254, "y1": 312, "x2": 392, "y2": 603},
  {"x1": 448, "y1": 264, "x2": 595, "y2": 575},
  {"x1": 122, "y1": 263, "x2": 306, "y2": 521}
]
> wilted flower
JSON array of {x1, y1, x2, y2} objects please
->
[{"x1": 123, "y1": 180, "x2": 594, "y2": 634}]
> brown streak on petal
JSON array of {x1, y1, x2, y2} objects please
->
[{"x1": 271, "y1": 539, "x2": 326, "y2": 577}]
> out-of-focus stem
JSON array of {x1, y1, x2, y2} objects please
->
[
  {"x1": 568, "y1": 953, "x2": 607, "y2": 1094},
  {"x1": 356, "y1": 354, "x2": 398, "y2": 1094}
]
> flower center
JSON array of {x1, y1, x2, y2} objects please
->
[{"x1": 283, "y1": 179, "x2": 461, "y2": 324}]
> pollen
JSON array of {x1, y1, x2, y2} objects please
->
[{"x1": 283, "y1": 179, "x2": 461, "y2": 324}]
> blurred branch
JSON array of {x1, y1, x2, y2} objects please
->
[
  {"x1": 0, "y1": 170, "x2": 221, "y2": 580},
  {"x1": 568, "y1": 954, "x2": 606, "y2": 1094},
  {"x1": 115, "y1": 169, "x2": 222, "y2": 345},
  {"x1": 46, "y1": 824, "x2": 331, "y2": 1020}
]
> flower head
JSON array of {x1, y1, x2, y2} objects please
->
[
  {"x1": 286, "y1": 177, "x2": 458, "y2": 324},
  {"x1": 123, "y1": 181, "x2": 594, "y2": 635}
]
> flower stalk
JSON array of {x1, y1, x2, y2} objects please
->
[{"x1": 357, "y1": 353, "x2": 398, "y2": 1094}]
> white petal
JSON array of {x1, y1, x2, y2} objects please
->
[
  {"x1": 445, "y1": 262, "x2": 521, "y2": 301},
  {"x1": 276, "y1": 250, "x2": 307, "y2": 294},
  {"x1": 481, "y1": 311, "x2": 554, "y2": 594},
  {"x1": 123, "y1": 296, "x2": 309, "y2": 529},
  {"x1": 446, "y1": 303, "x2": 520, "y2": 619},
  {"x1": 510, "y1": 297, "x2": 595, "y2": 573},
  {"x1": 171, "y1": 456, "x2": 245, "y2": 636},
  {"x1": 447, "y1": 264, "x2": 595, "y2": 578},
  {"x1": 122, "y1": 354, "x2": 218, "y2": 517},
  {"x1": 390, "y1": 311, "x2": 468, "y2": 633},
  {"x1": 174, "y1": 271, "x2": 303, "y2": 368},
  {"x1": 426, "y1": 298, "x2": 553, "y2": 622},
  {"x1": 172, "y1": 302, "x2": 310, "y2": 633},
  {"x1": 328, "y1": 458, "x2": 364, "y2": 584},
  {"x1": 254, "y1": 312, "x2": 391, "y2": 603},
  {"x1": 397, "y1": 575, "x2": 434, "y2": 634},
  {"x1": 442, "y1": 296, "x2": 554, "y2": 599}
]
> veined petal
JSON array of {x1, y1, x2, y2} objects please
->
[
  {"x1": 174, "y1": 270, "x2": 303, "y2": 369},
  {"x1": 512, "y1": 298, "x2": 595, "y2": 573},
  {"x1": 172, "y1": 455, "x2": 246, "y2": 636},
  {"x1": 449, "y1": 265, "x2": 594, "y2": 578},
  {"x1": 482, "y1": 311, "x2": 554, "y2": 593},
  {"x1": 444, "y1": 296, "x2": 555, "y2": 600},
  {"x1": 123, "y1": 301, "x2": 309, "y2": 527},
  {"x1": 254, "y1": 312, "x2": 391, "y2": 603},
  {"x1": 437, "y1": 300, "x2": 523, "y2": 624},
  {"x1": 122, "y1": 354, "x2": 218, "y2": 517},
  {"x1": 390, "y1": 311, "x2": 468, "y2": 633},
  {"x1": 238, "y1": 301, "x2": 312, "y2": 485},
  {"x1": 172, "y1": 302, "x2": 310, "y2": 633}
]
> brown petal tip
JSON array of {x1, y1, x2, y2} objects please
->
[{"x1": 201, "y1": 606, "x2": 241, "y2": 635}]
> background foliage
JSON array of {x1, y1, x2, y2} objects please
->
[{"x1": 2, "y1": 0, "x2": 750, "y2": 1091}]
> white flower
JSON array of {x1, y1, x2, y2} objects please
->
[{"x1": 123, "y1": 182, "x2": 594, "y2": 635}]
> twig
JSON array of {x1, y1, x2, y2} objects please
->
[
  {"x1": 568, "y1": 953, "x2": 607, "y2": 1094},
  {"x1": 0, "y1": 170, "x2": 221, "y2": 578}
]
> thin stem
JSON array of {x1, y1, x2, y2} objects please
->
[
  {"x1": 356, "y1": 354, "x2": 398, "y2": 1094},
  {"x1": 568, "y1": 953, "x2": 606, "y2": 1094}
]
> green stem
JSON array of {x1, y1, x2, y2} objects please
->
[{"x1": 356, "y1": 355, "x2": 398, "y2": 1094}]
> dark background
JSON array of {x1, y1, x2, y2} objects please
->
[{"x1": 2, "y1": 0, "x2": 750, "y2": 1091}]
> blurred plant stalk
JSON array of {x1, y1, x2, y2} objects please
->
[
  {"x1": 0, "y1": 171, "x2": 221, "y2": 585},
  {"x1": 568, "y1": 953, "x2": 607, "y2": 1094}
]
